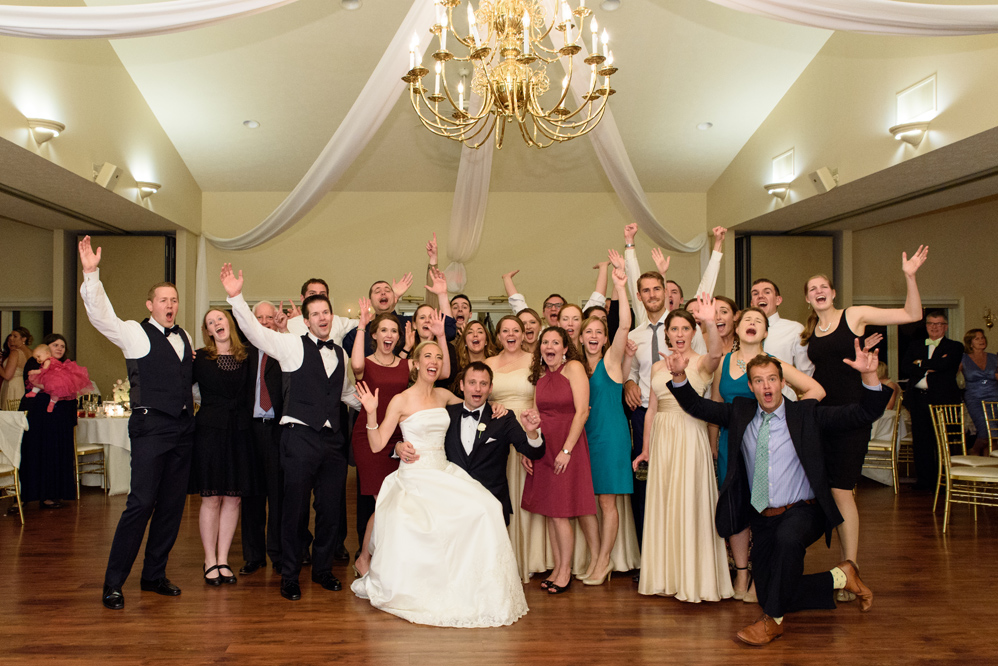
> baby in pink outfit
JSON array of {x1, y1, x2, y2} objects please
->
[{"x1": 26, "y1": 344, "x2": 91, "y2": 412}]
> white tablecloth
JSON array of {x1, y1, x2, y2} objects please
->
[
  {"x1": 77, "y1": 417, "x2": 131, "y2": 496},
  {"x1": 0, "y1": 411, "x2": 29, "y2": 469}
]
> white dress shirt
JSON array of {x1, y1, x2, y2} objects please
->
[
  {"x1": 252, "y1": 348, "x2": 276, "y2": 419},
  {"x1": 914, "y1": 341, "x2": 940, "y2": 389},
  {"x1": 508, "y1": 291, "x2": 606, "y2": 318},
  {"x1": 287, "y1": 313, "x2": 357, "y2": 344},
  {"x1": 459, "y1": 402, "x2": 544, "y2": 456},
  {"x1": 625, "y1": 248, "x2": 723, "y2": 328},
  {"x1": 626, "y1": 313, "x2": 669, "y2": 409},
  {"x1": 763, "y1": 312, "x2": 814, "y2": 376},
  {"x1": 80, "y1": 270, "x2": 192, "y2": 360},
  {"x1": 228, "y1": 293, "x2": 361, "y2": 426}
]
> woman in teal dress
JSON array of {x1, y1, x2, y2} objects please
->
[
  {"x1": 710, "y1": 306, "x2": 825, "y2": 601},
  {"x1": 579, "y1": 267, "x2": 634, "y2": 585}
]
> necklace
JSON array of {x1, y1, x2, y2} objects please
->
[
  {"x1": 370, "y1": 352, "x2": 397, "y2": 367},
  {"x1": 736, "y1": 356, "x2": 746, "y2": 372},
  {"x1": 817, "y1": 320, "x2": 832, "y2": 333}
]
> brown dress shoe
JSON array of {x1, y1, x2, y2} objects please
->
[
  {"x1": 836, "y1": 560, "x2": 873, "y2": 612},
  {"x1": 736, "y1": 615, "x2": 784, "y2": 646}
]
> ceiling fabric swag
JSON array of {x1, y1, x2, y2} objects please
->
[
  {"x1": 0, "y1": 0, "x2": 300, "y2": 39},
  {"x1": 705, "y1": 0, "x2": 998, "y2": 37},
  {"x1": 445, "y1": 92, "x2": 494, "y2": 294}
]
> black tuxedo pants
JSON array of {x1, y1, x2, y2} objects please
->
[
  {"x1": 241, "y1": 418, "x2": 283, "y2": 566},
  {"x1": 750, "y1": 502, "x2": 836, "y2": 619},
  {"x1": 279, "y1": 424, "x2": 347, "y2": 582},
  {"x1": 629, "y1": 406, "x2": 647, "y2": 547},
  {"x1": 907, "y1": 389, "x2": 940, "y2": 488},
  {"x1": 104, "y1": 409, "x2": 194, "y2": 588}
]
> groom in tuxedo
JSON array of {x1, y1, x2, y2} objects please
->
[
  {"x1": 667, "y1": 343, "x2": 890, "y2": 646},
  {"x1": 396, "y1": 362, "x2": 544, "y2": 523}
]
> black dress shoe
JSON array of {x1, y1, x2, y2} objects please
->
[
  {"x1": 301, "y1": 551, "x2": 312, "y2": 566},
  {"x1": 332, "y1": 545, "x2": 350, "y2": 564},
  {"x1": 280, "y1": 579, "x2": 302, "y2": 601},
  {"x1": 139, "y1": 577, "x2": 182, "y2": 596},
  {"x1": 217, "y1": 564, "x2": 237, "y2": 585},
  {"x1": 40, "y1": 500, "x2": 63, "y2": 510},
  {"x1": 102, "y1": 585, "x2": 124, "y2": 610},
  {"x1": 239, "y1": 560, "x2": 266, "y2": 575},
  {"x1": 312, "y1": 572, "x2": 342, "y2": 592}
]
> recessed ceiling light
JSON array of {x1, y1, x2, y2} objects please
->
[
  {"x1": 341, "y1": 0, "x2": 362, "y2": 9},
  {"x1": 601, "y1": 0, "x2": 621, "y2": 10},
  {"x1": 243, "y1": 120, "x2": 260, "y2": 129},
  {"x1": 697, "y1": 122, "x2": 713, "y2": 131}
]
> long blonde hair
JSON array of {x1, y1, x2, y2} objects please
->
[
  {"x1": 201, "y1": 310, "x2": 247, "y2": 362},
  {"x1": 800, "y1": 274, "x2": 833, "y2": 346}
]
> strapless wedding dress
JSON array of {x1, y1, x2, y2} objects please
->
[{"x1": 350, "y1": 408, "x2": 528, "y2": 627}]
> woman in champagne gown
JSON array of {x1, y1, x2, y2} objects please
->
[
  {"x1": 352, "y1": 341, "x2": 527, "y2": 628},
  {"x1": 633, "y1": 308, "x2": 732, "y2": 603}
]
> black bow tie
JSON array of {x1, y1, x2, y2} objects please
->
[
  {"x1": 462, "y1": 408, "x2": 481, "y2": 420},
  {"x1": 163, "y1": 325, "x2": 181, "y2": 337},
  {"x1": 316, "y1": 339, "x2": 336, "y2": 350}
]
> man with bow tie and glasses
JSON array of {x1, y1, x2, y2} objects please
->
[
  {"x1": 220, "y1": 262, "x2": 362, "y2": 602},
  {"x1": 79, "y1": 236, "x2": 196, "y2": 610},
  {"x1": 395, "y1": 362, "x2": 545, "y2": 524},
  {"x1": 901, "y1": 310, "x2": 964, "y2": 491}
]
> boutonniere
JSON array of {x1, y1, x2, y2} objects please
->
[{"x1": 477, "y1": 423, "x2": 487, "y2": 433}]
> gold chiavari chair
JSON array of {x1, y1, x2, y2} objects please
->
[
  {"x1": 933, "y1": 405, "x2": 998, "y2": 533},
  {"x1": 863, "y1": 394, "x2": 902, "y2": 494}
]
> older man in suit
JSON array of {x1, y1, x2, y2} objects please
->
[
  {"x1": 667, "y1": 342, "x2": 889, "y2": 646},
  {"x1": 901, "y1": 310, "x2": 963, "y2": 491},
  {"x1": 395, "y1": 362, "x2": 544, "y2": 523}
]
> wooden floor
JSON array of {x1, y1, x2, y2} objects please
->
[{"x1": 1, "y1": 473, "x2": 995, "y2": 665}]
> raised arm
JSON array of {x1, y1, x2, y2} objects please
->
[
  {"x1": 426, "y1": 267, "x2": 453, "y2": 320},
  {"x1": 849, "y1": 246, "x2": 929, "y2": 330},
  {"x1": 77, "y1": 235, "x2": 150, "y2": 357},
  {"x1": 356, "y1": 383, "x2": 403, "y2": 453},
  {"x1": 351, "y1": 298, "x2": 373, "y2": 380},
  {"x1": 603, "y1": 267, "x2": 632, "y2": 382},
  {"x1": 664, "y1": 351, "x2": 734, "y2": 427},
  {"x1": 593, "y1": 261, "x2": 609, "y2": 299},
  {"x1": 221, "y1": 263, "x2": 301, "y2": 364},
  {"x1": 781, "y1": 361, "x2": 825, "y2": 401},
  {"x1": 693, "y1": 294, "x2": 724, "y2": 376},
  {"x1": 502, "y1": 269, "x2": 529, "y2": 314},
  {"x1": 623, "y1": 224, "x2": 648, "y2": 327},
  {"x1": 426, "y1": 310, "x2": 452, "y2": 380},
  {"x1": 693, "y1": 226, "x2": 726, "y2": 297},
  {"x1": 424, "y1": 233, "x2": 440, "y2": 308}
]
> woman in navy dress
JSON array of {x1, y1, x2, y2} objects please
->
[{"x1": 960, "y1": 328, "x2": 998, "y2": 456}]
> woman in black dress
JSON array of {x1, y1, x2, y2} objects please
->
[
  {"x1": 18, "y1": 333, "x2": 79, "y2": 509},
  {"x1": 801, "y1": 245, "x2": 927, "y2": 579},
  {"x1": 190, "y1": 310, "x2": 254, "y2": 585}
]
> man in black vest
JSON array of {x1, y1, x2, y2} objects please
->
[
  {"x1": 395, "y1": 362, "x2": 544, "y2": 524},
  {"x1": 221, "y1": 263, "x2": 360, "y2": 601},
  {"x1": 79, "y1": 236, "x2": 195, "y2": 610}
]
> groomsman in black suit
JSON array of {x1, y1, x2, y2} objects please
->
[
  {"x1": 901, "y1": 310, "x2": 963, "y2": 491},
  {"x1": 667, "y1": 344, "x2": 889, "y2": 646},
  {"x1": 395, "y1": 362, "x2": 544, "y2": 523},
  {"x1": 222, "y1": 264, "x2": 360, "y2": 601},
  {"x1": 239, "y1": 301, "x2": 287, "y2": 574},
  {"x1": 79, "y1": 236, "x2": 194, "y2": 610}
]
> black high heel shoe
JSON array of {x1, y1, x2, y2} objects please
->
[
  {"x1": 204, "y1": 564, "x2": 223, "y2": 587},
  {"x1": 217, "y1": 564, "x2": 237, "y2": 585},
  {"x1": 547, "y1": 578, "x2": 572, "y2": 595}
]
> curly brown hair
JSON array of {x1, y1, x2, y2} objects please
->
[{"x1": 529, "y1": 327, "x2": 582, "y2": 385}]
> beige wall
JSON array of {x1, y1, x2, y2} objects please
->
[
  {"x1": 749, "y1": 235, "x2": 834, "y2": 324},
  {"x1": 708, "y1": 31, "x2": 998, "y2": 228},
  {"x1": 202, "y1": 191, "x2": 710, "y2": 316},
  {"x1": 853, "y1": 197, "x2": 998, "y2": 343},
  {"x1": 75, "y1": 236, "x2": 171, "y2": 396},
  {"x1": 0, "y1": 24, "x2": 202, "y2": 231},
  {"x1": 0, "y1": 220, "x2": 54, "y2": 305}
]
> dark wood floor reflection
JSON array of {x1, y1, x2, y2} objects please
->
[{"x1": 1, "y1": 473, "x2": 995, "y2": 665}]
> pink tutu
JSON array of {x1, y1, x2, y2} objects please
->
[{"x1": 31, "y1": 359, "x2": 91, "y2": 401}]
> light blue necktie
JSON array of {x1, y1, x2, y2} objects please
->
[{"x1": 751, "y1": 413, "x2": 774, "y2": 513}]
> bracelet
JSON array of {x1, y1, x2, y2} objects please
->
[
  {"x1": 561, "y1": 448, "x2": 571, "y2": 456},
  {"x1": 625, "y1": 243, "x2": 635, "y2": 248},
  {"x1": 366, "y1": 423, "x2": 378, "y2": 430}
]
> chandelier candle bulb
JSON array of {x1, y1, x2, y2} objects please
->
[
  {"x1": 468, "y1": 4, "x2": 480, "y2": 47},
  {"x1": 458, "y1": 80, "x2": 465, "y2": 110},
  {"x1": 601, "y1": 28, "x2": 609, "y2": 57},
  {"x1": 591, "y1": 17, "x2": 598, "y2": 53},
  {"x1": 435, "y1": 62, "x2": 441, "y2": 95},
  {"x1": 523, "y1": 12, "x2": 530, "y2": 54},
  {"x1": 440, "y1": 14, "x2": 448, "y2": 50}
]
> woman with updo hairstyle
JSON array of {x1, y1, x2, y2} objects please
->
[
  {"x1": 633, "y1": 300, "x2": 733, "y2": 602},
  {"x1": 350, "y1": 304, "x2": 414, "y2": 575},
  {"x1": 1, "y1": 327, "x2": 32, "y2": 407},
  {"x1": 960, "y1": 328, "x2": 998, "y2": 456},
  {"x1": 189, "y1": 309, "x2": 255, "y2": 585},
  {"x1": 521, "y1": 327, "x2": 597, "y2": 594}
]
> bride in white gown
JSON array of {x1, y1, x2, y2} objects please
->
[{"x1": 352, "y1": 340, "x2": 528, "y2": 628}]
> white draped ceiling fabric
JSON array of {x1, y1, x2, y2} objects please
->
[
  {"x1": 6, "y1": 0, "x2": 998, "y2": 328},
  {"x1": 0, "y1": 0, "x2": 299, "y2": 39}
]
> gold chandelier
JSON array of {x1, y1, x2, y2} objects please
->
[{"x1": 403, "y1": 0, "x2": 618, "y2": 149}]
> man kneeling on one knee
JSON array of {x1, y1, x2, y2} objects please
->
[{"x1": 666, "y1": 340, "x2": 889, "y2": 646}]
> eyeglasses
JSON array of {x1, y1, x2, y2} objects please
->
[
  {"x1": 926, "y1": 322, "x2": 948, "y2": 327},
  {"x1": 543, "y1": 302, "x2": 563, "y2": 310}
]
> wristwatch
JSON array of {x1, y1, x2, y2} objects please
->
[{"x1": 561, "y1": 448, "x2": 571, "y2": 456}]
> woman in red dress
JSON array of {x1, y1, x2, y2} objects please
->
[{"x1": 351, "y1": 301, "x2": 414, "y2": 576}]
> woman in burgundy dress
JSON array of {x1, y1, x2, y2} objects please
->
[
  {"x1": 351, "y1": 302, "x2": 414, "y2": 576},
  {"x1": 522, "y1": 327, "x2": 597, "y2": 594}
]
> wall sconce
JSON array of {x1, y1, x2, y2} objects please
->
[
  {"x1": 136, "y1": 181, "x2": 161, "y2": 199},
  {"x1": 764, "y1": 182, "x2": 791, "y2": 200},
  {"x1": 984, "y1": 307, "x2": 994, "y2": 329},
  {"x1": 27, "y1": 118, "x2": 65, "y2": 144},
  {"x1": 889, "y1": 121, "x2": 930, "y2": 147}
]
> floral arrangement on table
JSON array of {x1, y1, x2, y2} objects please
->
[{"x1": 112, "y1": 379, "x2": 130, "y2": 405}]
